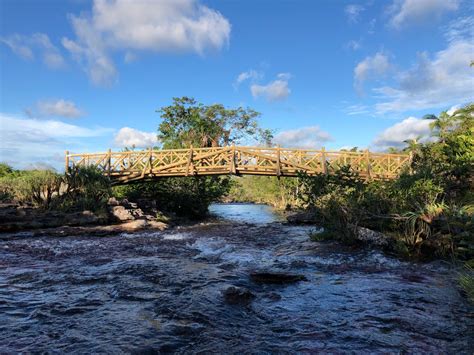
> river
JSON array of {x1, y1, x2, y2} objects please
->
[{"x1": 1, "y1": 203, "x2": 472, "y2": 353}]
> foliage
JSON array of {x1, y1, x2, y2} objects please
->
[
  {"x1": 113, "y1": 176, "x2": 230, "y2": 218},
  {"x1": 0, "y1": 163, "x2": 14, "y2": 178},
  {"x1": 60, "y1": 166, "x2": 111, "y2": 212},
  {"x1": 0, "y1": 168, "x2": 62, "y2": 208},
  {"x1": 115, "y1": 97, "x2": 272, "y2": 218},
  {"x1": 294, "y1": 104, "x2": 474, "y2": 259},
  {"x1": 157, "y1": 97, "x2": 273, "y2": 148},
  {"x1": 459, "y1": 265, "x2": 474, "y2": 303},
  {"x1": 0, "y1": 164, "x2": 111, "y2": 212},
  {"x1": 227, "y1": 176, "x2": 302, "y2": 209}
]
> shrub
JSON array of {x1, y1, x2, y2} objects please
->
[
  {"x1": 0, "y1": 169, "x2": 62, "y2": 208},
  {"x1": 60, "y1": 166, "x2": 111, "y2": 212},
  {"x1": 113, "y1": 176, "x2": 230, "y2": 218}
]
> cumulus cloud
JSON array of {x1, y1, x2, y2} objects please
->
[
  {"x1": 354, "y1": 52, "x2": 391, "y2": 93},
  {"x1": 388, "y1": 0, "x2": 460, "y2": 29},
  {"x1": 114, "y1": 127, "x2": 158, "y2": 148},
  {"x1": 345, "y1": 4, "x2": 364, "y2": 23},
  {"x1": 62, "y1": 0, "x2": 231, "y2": 86},
  {"x1": 250, "y1": 73, "x2": 292, "y2": 101},
  {"x1": 273, "y1": 126, "x2": 333, "y2": 149},
  {"x1": 35, "y1": 99, "x2": 84, "y2": 118},
  {"x1": 0, "y1": 113, "x2": 111, "y2": 169},
  {"x1": 0, "y1": 33, "x2": 66, "y2": 69},
  {"x1": 372, "y1": 117, "x2": 434, "y2": 151},
  {"x1": 374, "y1": 39, "x2": 474, "y2": 113}
]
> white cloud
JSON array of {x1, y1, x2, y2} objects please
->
[
  {"x1": 346, "y1": 39, "x2": 361, "y2": 51},
  {"x1": 0, "y1": 33, "x2": 66, "y2": 69},
  {"x1": 0, "y1": 35, "x2": 34, "y2": 60},
  {"x1": 443, "y1": 16, "x2": 474, "y2": 43},
  {"x1": 345, "y1": 4, "x2": 364, "y2": 23},
  {"x1": 234, "y1": 69, "x2": 263, "y2": 88},
  {"x1": 345, "y1": 103, "x2": 370, "y2": 115},
  {"x1": 274, "y1": 126, "x2": 333, "y2": 149},
  {"x1": 36, "y1": 99, "x2": 84, "y2": 118},
  {"x1": 389, "y1": 0, "x2": 460, "y2": 29},
  {"x1": 354, "y1": 52, "x2": 391, "y2": 93},
  {"x1": 372, "y1": 117, "x2": 434, "y2": 151},
  {"x1": 250, "y1": 73, "x2": 292, "y2": 101},
  {"x1": 0, "y1": 113, "x2": 111, "y2": 169},
  {"x1": 114, "y1": 127, "x2": 158, "y2": 148},
  {"x1": 62, "y1": 0, "x2": 231, "y2": 86},
  {"x1": 374, "y1": 39, "x2": 474, "y2": 113}
]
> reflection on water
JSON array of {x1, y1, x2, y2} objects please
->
[
  {"x1": 0, "y1": 204, "x2": 472, "y2": 353},
  {"x1": 209, "y1": 203, "x2": 284, "y2": 224}
]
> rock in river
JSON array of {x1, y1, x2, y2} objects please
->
[
  {"x1": 250, "y1": 272, "x2": 307, "y2": 284},
  {"x1": 223, "y1": 286, "x2": 255, "y2": 305}
]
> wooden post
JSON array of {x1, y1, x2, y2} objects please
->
[
  {"x1": 321, "y1": 147, "x2": 327, "y2": 175},
  {"x1": 107, "y1": 149, "x2": 112, "y2": 176},
  {"x1": 230, "y1": 144, "x2": 236, "y2": 174},
  {"x1": 149, "y1": 147, "x2": 153, "y2": 175},
  {"x1": 65, "y1": 150, "x2": 69, "y2": 173},
  {"x1": 365, "y1": 149, "x2": 371, "y2": 179},
  {"x1": 186, "y1": 146, "x2": 193, "y2": 176},
  {"x1": 276, "y1": 145, "x2": 281, "y2": 178}
]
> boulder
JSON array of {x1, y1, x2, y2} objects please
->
[
  {"x1": 147, "y1": 221, "x2": 168, "y2": 231},
  {"x1": 223, "y1": 286, "x2": 255, "y2": 305},
  {"x1": 355, "y1": 226, "x2": 390, "y2": 246},
  {"x1": 286, "y1": 210, "x2": 318, "y2": 224},
  {"x1": 120, "y1": 220, "x2": 148, "y2": 232},
  {"x1": 107, "y1": 197, "x2": 120, "y2": 206},
  {"x1": 63, "y1": 210, "x2": 100, "y2": 226},
  {"x1": 250, "y1": 272, "x2": 307, "y2": 284},
  {"x1": 110, "y1": 205, "x2": 135, "y2": 222}
]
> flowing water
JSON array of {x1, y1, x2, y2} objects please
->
[{"x1": 0, "y1": 203, "x2": 472, "y2": 353}]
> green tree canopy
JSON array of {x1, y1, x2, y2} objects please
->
[{"x1": 156, "y1": 97, "x2": 273, "y2": 148}]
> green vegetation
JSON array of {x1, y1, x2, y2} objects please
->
[
  {"x1": 0, "y1": 165, "x2": 110, "y2": 213},
  {"x1": 459, "y1": 265, "x2": 474, "y2": 303},
  {"x1": 307, "y1": 104, "x2": 473, "y2": 260},
  {"x1": 157, "y1": 96, "x2": 272, "y2": 148},
  {"x1": 229, "y1": 104, "x2": 473, "y2": 262},
  {"x1": 113, "y1": 177, "x2": 230, "y2": 218},
  {"x1": 227, "y1": 176, "x2": 301, "y2": 210},
  {"x1": 115, "y1": 97, "x2": 271, "y2": 218}
]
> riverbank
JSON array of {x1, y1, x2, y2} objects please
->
[{"x1": 0, "y1": 198, "x2": 169, "y2": 236}]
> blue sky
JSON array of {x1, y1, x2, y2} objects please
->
[{"x1": 1, "y1": 0, "x2": 473, "y2": 170}]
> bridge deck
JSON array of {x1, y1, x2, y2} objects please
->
[{"x1": 65, "y1": 146, "x2": 411, "y2": 183}]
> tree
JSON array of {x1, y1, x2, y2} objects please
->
[
  {"x1": 157, "y1": 97, "x2": 273, "y2": 148},
  {"x1": 114, "y1": 98, "x2": 274, "y2": 218}
]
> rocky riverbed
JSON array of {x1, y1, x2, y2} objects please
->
[
  {"x1": 1, "y1": 203, "x2": 472, "y2": 353},
  {"x1": 0, "y1": 199, "x2": 169, "y2": 235}
]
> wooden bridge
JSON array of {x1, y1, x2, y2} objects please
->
[{"x1": 65, "y1": 146, "x2": 411, "y2": 183}]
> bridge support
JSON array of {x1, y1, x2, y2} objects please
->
[
  {"x1": 276, "y1": 146, "x2": 281, "y2": 178},
  {"x1": 186, "y1": 146, "x2": 194, "y2": 176}
]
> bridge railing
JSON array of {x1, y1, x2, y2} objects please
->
[{"x1": 65, "y1": 146, "x2": 411, "y2": 182}]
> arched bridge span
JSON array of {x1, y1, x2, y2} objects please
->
[{"x1": 65, "y1": 146, "x2": 411, "y2": 184}]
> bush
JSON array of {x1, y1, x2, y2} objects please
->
[
  {"x1": 227, "y1": 176, "x2": 301, "y2": 209},
  {"x1": 0, "y1": 169, "x2": 62, "y2": 208},
  {"x1": 0, "y1": 164, "x2": 111, "y2": 213},
  {"x1": 113, "y1": 176, "x2": 230, "y2": 218},
  {"x1": 60, "y1": 166, "x2": 111, "y2": 212}
]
